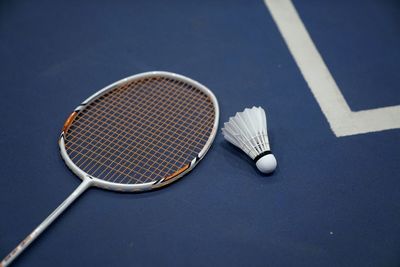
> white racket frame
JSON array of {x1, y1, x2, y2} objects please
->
[
  {"x1": 59, "y1": 71, "x2": 219, "y2": 191},
  {"x1": 1, "y1": 71, "x2": 219, "y2": 267}
]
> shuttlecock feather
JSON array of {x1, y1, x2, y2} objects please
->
[{"x1": 222, "y1": 106, "x2": 277, "y2": 173}]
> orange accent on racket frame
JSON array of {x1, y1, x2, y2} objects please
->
[
  {"x1": 164, "y1": 164, "x2": 190, "y2": 181},
  {"x1": 62, "y1": 111, "x2": 78, "y2": 132}
]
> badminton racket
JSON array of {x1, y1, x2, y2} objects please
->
[{"x1": 1, "y1": 71, "x2": 219, "y2": 266}]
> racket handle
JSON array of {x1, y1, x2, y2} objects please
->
[{"x1": 1, "y1": 178, "x2": 92, "y2": 267}]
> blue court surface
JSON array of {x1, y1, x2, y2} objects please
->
[{"x1": 1, "y1": 1, "x2": 399, "y2": 266}]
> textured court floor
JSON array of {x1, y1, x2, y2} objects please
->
[{"x1": 1, "y1": 1, "x2": 399, "y2": 266}]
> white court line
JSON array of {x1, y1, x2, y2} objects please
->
[{"x1": 264, "y1": 0, "x2": 400, "y2": 137}]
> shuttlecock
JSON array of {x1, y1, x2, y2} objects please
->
[{"x1": 222, "y1": 106, "x2": 277, "y2": 174}]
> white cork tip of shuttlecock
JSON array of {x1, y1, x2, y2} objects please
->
[{"x1": 255, "y1": 154, "x2": 277, "y2": 174}]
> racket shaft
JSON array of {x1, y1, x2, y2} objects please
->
[{"x1": 1, "y1": 179, "x2": 91, "y2": 267}]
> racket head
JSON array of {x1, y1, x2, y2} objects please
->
[{"x1": 59, "y1": 71, "x2": 219, "y2": 192}]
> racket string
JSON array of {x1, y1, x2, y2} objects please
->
[
  {"x1": 64, "y1": 77, "x2": 215, "y2": 184},
  {"x1": 69, "y1": 78, "x2": 212, "y2": 183}
]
